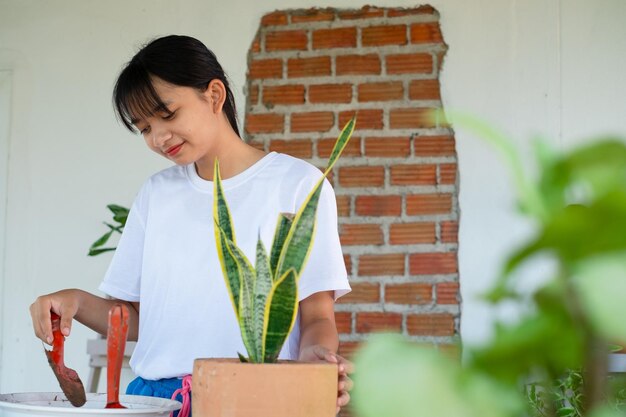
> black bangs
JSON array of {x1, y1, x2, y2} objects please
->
[
  {"x1": 113, "y1": 62, "x2": 171, "y2": 133},
  {"x1": 112, "y1": 35, "x2": 240, "y2": 136}
]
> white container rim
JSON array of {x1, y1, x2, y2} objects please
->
[{"x1": 0, "y1": 393, "x2": 181, "y2": 415}]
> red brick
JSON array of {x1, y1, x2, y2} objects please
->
[
  {"x1": 337, "y1": 282, "x2": 380, "y2": 304},
  {"x1": 362, "y1": 25, "x2": 407, "y2": 46},
  {"x1": 441, "y1": 221, "x2": 458, "y2": 243},
  {"x1": 336, "y1": 54, "x2": 381, "y2": 75},
  {"x1": 261, "y1": 11, "x2": 288, "y2": 26},
  {"x1": 313, "y1": 27, "x2": 357, "y2": 49},
  {"x1": 336, "y1": 195, "x2": 351, "y2": 217},
  {"x1": 358, "y1": 82, "x2": 404, "y2": 102},
  {"x1": 359, "y1": 254, "x2": 405, "y2": 276},
  {"x1": 409, "y1": 80, "x2": 441, "y2": 100},
  {"x1": 406, "y1": 194, "x2": 452, "y2": 215},
  {"x1": 437, "y1": 51, "x2": 447, "y2": 73},
  {"x1": 291, "y1": 8, "x2": 335, "y2": 23},
  {"x1": 364, "y1": 137, "x2": 410, "y2": 157},
  {"x1": 387, "y1": 5, "x2": 437, "y2": 17},
  {"x1": 385, "y1": 283, "x2": 432, "y2": 304},
  {"x1": 440, "y1": 163, "x2": 457, "y2": 184},
  {"x1": 414, "y1": 135, "x2": 456, "y2": 156},
  {"x1": 269, "y1": 139, "x2": 312, "y2": 158},
  {"x1": 391, "y1": 164, "x2": 437, "y2": 186},
  {"x1": 356, "y1": 312, "x2": 402, "y2": 333},
  {"x1": 386, "y1": 53, "x2": 433, "y2": 74},
  {"x1": 437, "y1": 282, "x2": 459, "y2": 305},
  {"x1": 291, "y1": 111, "x2": 334, "y2": 133},
  {"x1": 339, "y1": 109, "x2": 383, "y2": 130},
  {"x1": 410, "y1": 23, "x2": 444, "y2": 44},
  {"x1": 338, "y1": 341, "x2": 361, "y2": 359},
  {"x1": 339, "y1": 223, "x2": 384, "y2": 246},
  {"x1": 407, "y1": 314, "x2": 455, "y2": 336},
  {"x1": 245, "y1": 113, "x2": 284, "y2": 134},
  {"x1": 389, "y1": 222, "x2": 436, "y2": 244},
  {"x1": 338, "y1": 166, "x2": 384, "y2": 187},
  {"x1": 262, "y1": 84, "x2": 305, "y2": 106},
  {"x1": 318, "y1": 137, "x2": 361, "y2": 157},
  {"x1": 265, "y1": 30, "x2": 308, "y2": 51},
  {"x1": 335, "y1": 312, "x2": 352, "y2": 334},
  {"x1": 410, "y1": 252, "x2": 457, "y2": 275},
  {"x1": 338, "y1": 6, "x2": 384, "y2": 20},
  {"x1": 250, "y1": 35, "x2": 261, "y2": 53},
  {"x1": 343, "y1": 255, "x2": 352, "y2": 275},
  {"x1": 288, "y1": 56, "x2": 331, "y2": 78},
  {"x1": 249, "y1": 59, "x2": 283, "y2": 79},
  {"x1": 390, "y1": 108, "x2": 436, "y2": 129},
  {"x1": 355, "y1": 195, "x2": 402, "y2": 216},
  {"x1": 248, "y1": 84, "x2": 259, "y2": 105},
  {"x1": 309, "y1": 83, "x2": 352, "y2": 104}
]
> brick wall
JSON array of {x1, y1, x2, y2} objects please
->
[{"x1": 244, "y1": 4, "x2": 459, "y2": 364}]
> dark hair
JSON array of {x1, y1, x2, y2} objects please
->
[{"x1": 113, "y1": 35, "x2": 240, "y2": 136}]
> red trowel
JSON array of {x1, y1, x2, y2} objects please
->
[
  {"x1": 44, "y1": 312, "x2": 87, "y2": 407},
  {"x1": 105, "y1": 303, "x2": 129, "y2": 409}
]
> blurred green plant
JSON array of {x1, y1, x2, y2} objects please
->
[
  {"x1": 527, "y1": 364, "x2": 626, "y2": 417},
  {"x1": 88, "y1": 204, "x2": 128, "y2": 256},
  {"x1": 352, "y1": 114, "x2": 626, "y2": 417}
]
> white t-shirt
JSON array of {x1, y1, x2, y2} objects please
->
[{"x1": 99, "y1": 152, "x2": 350, "y2": 380}]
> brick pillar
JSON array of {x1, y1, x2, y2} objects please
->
[{"x1": 244, "y1": 4, "x2": 459, "y2": 367}]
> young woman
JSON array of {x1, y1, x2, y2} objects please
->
[{"x1": 29, "y1": 34, "x2": 353, "y2": 416}]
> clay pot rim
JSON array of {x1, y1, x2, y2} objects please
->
[{"x1": 193, "y1": 357, "x2": 337, "y2": 368}]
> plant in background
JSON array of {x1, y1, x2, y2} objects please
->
[
  {"x1": 213, "y1": 117, "x2": 355, "y2": 363},
  {"x1": 88, "y1": 204, "x2": 128, "y2": 256},
  {"x1": 527, "y1": 361, "x2": 626, "y2": 417},
  {"x1": 352, "y1": 114, "x2": 626, "y2": 417}
]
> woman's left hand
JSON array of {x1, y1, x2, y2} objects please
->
[{"x1": 299, "y1": 344, "x2": 354, "y2": 414}]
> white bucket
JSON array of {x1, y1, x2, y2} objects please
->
[{"x1": 0, "y1": 393, "x2": 181, "y2": 417}]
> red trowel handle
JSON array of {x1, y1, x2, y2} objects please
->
[
  {"x1": 105, "y1": 304, "x2": 129, "y2": 409},
  {"x1": 49, "y1": 313, "x2": 65, "y2": 365}
]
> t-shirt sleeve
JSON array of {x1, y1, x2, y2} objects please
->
[
  {"x1": 297, "y1": 177, "x2": 351, "y2": 301},
  {"x1": 97, "y1": 181, "x2": 150, "y2": 302}
]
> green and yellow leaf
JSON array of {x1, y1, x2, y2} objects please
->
[
  {"x1": 325, "y1": 117, "x2": 356, "y2": 177},
  {"x1": 219, "y1": 227, "x2": 258, "y2": 362},
  {"x1": 269, "y1": 213, "x2": 294, "y2": 279},
  {"x1": 253, "y1": 237, "x2": 273, "y2": 361},
  {"x1": 213, "y1": 159, "x2": 240, "y2": 317},
  {"x1": 262, "y1": 268, "x2": 298, "y2": 362},
  {"x1": 275, "y1": 117, "x2": 355, "y2": 280}
]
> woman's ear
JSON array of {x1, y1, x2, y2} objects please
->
[{"x1": 204, "y1": 79, "x2": 227, "y2": 113}]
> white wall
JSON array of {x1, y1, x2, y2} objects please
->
[
  {"x1": 0, "y1": 0, "x2": 625, "y2": 392},
  {"x1": 0, "y1": 70, "x2": 11, "y2": 390}
]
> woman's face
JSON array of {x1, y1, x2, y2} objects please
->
[{"x1": 132, "y1": 78, "x2": 221, "y2": 165}]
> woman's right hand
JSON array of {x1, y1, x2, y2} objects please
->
[{"x1": 30, "y1": 289, "x2": 81, "y2": 345}]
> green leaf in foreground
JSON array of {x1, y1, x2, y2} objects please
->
[{"x1": 263, "y1": 268, "x2": 297, "y2": 362}]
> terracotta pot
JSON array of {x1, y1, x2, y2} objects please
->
[{"x1": 192, "y1": 358, "x2": 337, "y2": 417}]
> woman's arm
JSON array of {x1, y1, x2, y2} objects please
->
[
  {"x1": 30, "y1": 289, "x2": 140, "y2": 343},
  {"x1": 298, "y1": 290, "x2": 354, "y2": 413}
]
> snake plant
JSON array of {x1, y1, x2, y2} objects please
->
[{"x1": 213, "y1": 117, "x2": 355, "y2": 363}]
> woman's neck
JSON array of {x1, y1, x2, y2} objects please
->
[{"x1": 194, "y1": 134, "x2": 267, "y2": 181}]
